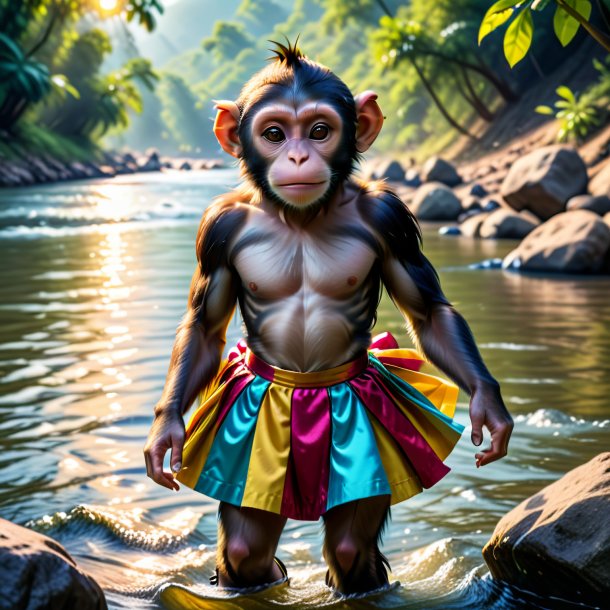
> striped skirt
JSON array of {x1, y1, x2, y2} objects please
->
[{"x1": 175, "y1": 332, "x2": 464, "y2": 521}]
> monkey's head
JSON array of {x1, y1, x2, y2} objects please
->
[{"x1": 213, "y1": 40, "x2": 384, "y2": 215}]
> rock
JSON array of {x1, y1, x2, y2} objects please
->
[
  {"x1": 404, "y1": 168, "x2": 421, "y2": 187},
  {"x1": 589, "y1": 159, "x2": 610, "y2": 197},
  {"x1": 460, "y1": 212, "x2": 490, "y2": 238},
  {"x1": 207, "y1": 159, "x2": 224, "y2": 169},
  {"x1": 483, "y1": 453, "x2": 610, "y2": 606},
  {"x1": 482, "y1": 199, "x2": 501, "y2": 213},
  {"x1": 122, "y1": 152, "x2": 137, "y2": 165},
  {"x1": 139, "y1": 149, "x2": 162, "y2": 172},
  {"x1": 503, "y1": 210, "x2": 610, "y2": 273},
  {"x1": 0, "y1": 518, "x2": 107, "y2": 609},
  {"x1": 500, "y1": 145, "x2": 588, "y2": 220},
  {"x1": 179, "y1": 161, "x2": 192, "y2": 171},
  {"x1": 566, "y1": 194, "x2": 610, "y2": 216},
  {"x1": 438, "y1": 225, "x2": 461, "y2": 236},
  {"x1": 479, "y1": 208, "x2": 540, "y2": 240},
  {"x1": 469, "y1": 183, "x2": 487, "y2": 198},
  {"x1": 461, "y1": 195, "x2": 482, "y2": 212},
  {"x1": 421, "y1": 156, "x2": 461, "y2": 187},
  {"x1": 372, "y1": 159, "x2": 406, "y2": 182},
  {"x1": 411, "y1": 182, "x2": 462, "y2": 221}
]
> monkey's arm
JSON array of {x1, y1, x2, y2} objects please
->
[
  {"x1": 144, "y1": 202, "x2": 246, "y2": 489},
  {"x1": 382, "y1": 253, "x2": 513, "y2": 467},
  {"x1": 361, "y1": 188, "x2": 513, "y2": 466}
]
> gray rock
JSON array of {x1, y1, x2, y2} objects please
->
[
  {"x1": 503, "y1": 210, "x2": 610, "y2": 273},
  {"x1": 566, "y1": 194, "x2": 610, "y2": 215},
  {"x1": 411, "y1": 182, "x2": 462, "y2": 221},
  {"x1": 179, "y1": 161, "x2": 192, "y2": 171},
  {"x1": 438, "y1": 225, "x2": 461, "y2": 236},
  {"x1": 482, "y1": 199, "x2": 501, "y2": 212},
  {"x1": 461, "y1": 195, "x2": 482, "y2": 212},
  {"x1": 482, "y1": 453, "x2": 610, "y2": 607},
  {"x1": 421, "y1": 156, "x2": 461, "y2": 186},
  {"x1": 404, "y1": 168, "x2": 421, "y2": 187},
  {"x1": 470, "y1": 183, "x2": 487, "y2": 198},
  {"x1": 0, "y1": 518, "x2": 107, "y2": 609},
  {"x1": 460, "y1": 212, "x2": 490, "y2": 238},
  {"x1": 589, "y1": 159, "x2": 610, "y2": 197},
  {"x1": 500, "y1": 145, "x2": 588, "y2": 220},
  {"x1": 372, "y1": 159, "x2": 406, "y2": 182},
  {"x1": 479, "y1": 208, "x2": 539, "y2": 240},
  {"x1": 140, "y1": 149, "x2": 162, "y2": 172}
]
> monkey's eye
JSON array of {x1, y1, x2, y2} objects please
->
[
  {"x1": 310, "y1": 124, "x2": 330, "y2": 141},
  {"x1": 262, "y1": 127, "x2": 285, "y2": 143}
]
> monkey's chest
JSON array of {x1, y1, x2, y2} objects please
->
[{"x1": 234, "y1": 237, "x2": 377, "y2": 300}]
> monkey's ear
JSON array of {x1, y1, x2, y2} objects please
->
[
  {"x1": 354, "y1": 91, "x2": 384, "y2": 153},
  {"x1": 213, "y1": 100, "x2": 242, "y2": 158}
]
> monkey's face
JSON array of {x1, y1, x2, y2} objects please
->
[{"x1": 248, "y1": 100, "x2": 344, "y2": 209}]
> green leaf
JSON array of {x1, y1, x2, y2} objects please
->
[
  {"x1": 556, "y1": 85, "x2": 576, "y2": 102},
  {"x1": 535, "y1": 105, "x2": 554, "y2": 114},
  {"x1": 504, "y1": 8, "x2": 534, "y2": 67},
  {"x1": 553, "y1": 0, "x2": 591, "y2": 47},
  {"x1": 478, "y1": 0, "x2": 519, "y2": 44}
]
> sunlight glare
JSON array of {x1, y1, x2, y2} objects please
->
[{"x1": 99, "y1": 0, "x2": 119, "y2": 12}]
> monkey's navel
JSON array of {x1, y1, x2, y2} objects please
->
[
  {"x1": 347, "y1": 276, "x2": 357, "y2": 286},
  {"x1": 249, "y1": 282, "x2": 258, "y2": 292}
]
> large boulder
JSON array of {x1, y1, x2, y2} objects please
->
[
  {"x1": 503, "y1": 210, "x2": 610, "y2": 273},
  {"x1": 483, "y1": 453, "x2": 610, "y2": 606},
  {"x1": 479, "y1": 208, "x2": 540, "y2": 240},
  {"x1": 411, "y1": 182, "x2": 462, "y2": 221},
  {"x1": 421, "y1": 156, "x2": 461, "y2": 187},
  {"x1": 500, "y1": 145, "x2": 588, "y2": 220},
  {"x1": 589, "y1": 160, "x2": 610, "y2": 198},
  {"x1": 0, "y1": 518, "x2": 107, "y2": 609}
]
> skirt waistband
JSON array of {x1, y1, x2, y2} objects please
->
[{"x1": 244, "y1": 348, "x2": 369, "y2": 388}]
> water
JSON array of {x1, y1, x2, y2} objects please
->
[{"x1": 0, "y1": 170, "x2": 608, "y2": 609}]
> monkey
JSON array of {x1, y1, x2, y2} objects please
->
[{"x1": 143, "y1": 40, "x2": 513, "y2": 596}]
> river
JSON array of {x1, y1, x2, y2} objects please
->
[{"x1": 0, "y1": 170, "x2": 608, "y2": 609}]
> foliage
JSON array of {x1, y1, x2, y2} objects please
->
[
  {"x1": 202, "y1": 21, "x2": 254, "y2": 64},
  {"x1": 0, "y1": 33, "x2": 51, "y2": 104},
  {"x1": 479, "y1": 0, "x2": 609, "y2": 68},
  {"x1": 535, "y1": 85, "x2": 600, "y2": 141}
]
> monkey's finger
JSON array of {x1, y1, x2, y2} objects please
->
[
  {"x1": 170, "y1": 431, "x2": 184, "y2": 474},
  {"x1": 475, "y1": 424, "x2": 511, "y2": 467},
  {"x1": 469, "y1": 408, "x2": 485, "y2": 446}
]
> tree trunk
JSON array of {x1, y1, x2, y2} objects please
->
[
  {"x1": 461, "y1": 67, "x2": 495, "y2": 121},
  {"x1": 410, "y1": 58, "x2": 476, "y2": 139}
]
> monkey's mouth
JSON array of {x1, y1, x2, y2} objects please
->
[{"x1": 277, "y1": 181, "x2": 326, "y2": 188}]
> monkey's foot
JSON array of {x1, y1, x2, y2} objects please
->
[{"x1": 209, "y1": 556, "x2": 289, "y2": 591}]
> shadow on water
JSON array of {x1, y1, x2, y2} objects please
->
[{"x1": 0, "y1": 173, "x2": 608, "y2": 609}]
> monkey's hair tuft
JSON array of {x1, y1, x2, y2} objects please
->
[{"x1": 267, "y1": 36, "x2": 304, "y2": 67}]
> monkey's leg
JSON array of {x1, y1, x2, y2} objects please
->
[
  {"x1": 322, "y1": 495, "x2": 392, "y2": 595},
  {"x1": 216, "y1": 502, "x2": 287, "y2": 589}
]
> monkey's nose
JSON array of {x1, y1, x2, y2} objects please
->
[{"x1": 288, "y1": 145, "x2": 309, "y2": 166}]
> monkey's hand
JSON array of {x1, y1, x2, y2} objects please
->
[
  {"x1": 143, "y1": 408, "x2": 185, "y2": 491},
  {"x1": 469, "y1": 384, "x2": 513, "y2": 468}
]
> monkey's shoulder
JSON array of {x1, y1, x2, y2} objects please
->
[
  {"x1": 352, "y1": 182, "x2": 422, "y2": 262},
  {"x1": 195, "y1": 195, "x2": 254, "y2": 267}
]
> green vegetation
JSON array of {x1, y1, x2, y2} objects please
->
[
  {"x1": 0, "y1": 0, "x2": 162, "y2": 161},
  {"x1": 479, "y1": 0, "x2": 610, "y2": 67},
  {"x1": 3, "y1": 0, "x2": 610, "y2": 166}
]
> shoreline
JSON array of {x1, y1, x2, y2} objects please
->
[{"x1": 0, "y1": 149, "x2": 226, "y2": 189}]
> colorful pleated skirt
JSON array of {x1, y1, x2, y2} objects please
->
[{"x1": 175, "y1": 332, "x2": 464, "y2": 521}]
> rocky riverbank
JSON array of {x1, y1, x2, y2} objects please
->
[
  {"x1": 0, "y1": 149, "x2": 225, "y2": 188},
  {"x1": 366, "y1": 124, "x2": 610, "y2": 274}
]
